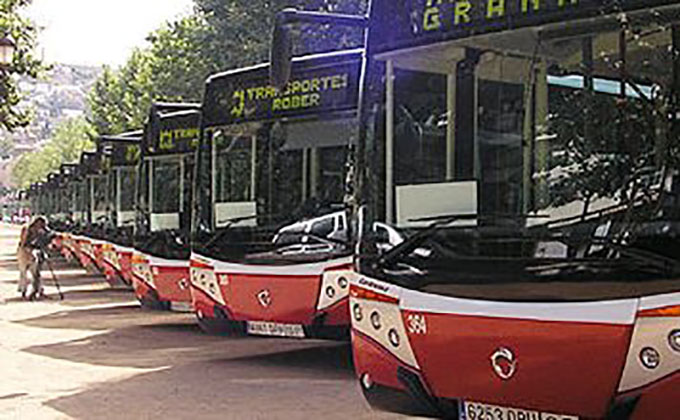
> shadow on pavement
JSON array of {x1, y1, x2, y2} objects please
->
[
  {"x1": 227, "y1": 343, "x2": 355, "y2": 378},
  {"x1": 17, "y1": 304, "x2": 149, "y2": 330},
  {"x1": 21, "y1": 314, "x2": 349, "y2": 370},
  {"x1": 43, "y1": 343, "x2": 379, "y2": 420},
  {"x1": 4, "y1": 287, "x2": 134, "y2": 306}
]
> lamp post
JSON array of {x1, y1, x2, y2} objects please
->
[
  {"x1": 0, "y1": 37, "x2": 15, "y2": 208},
  {"x1": 0, "y1": 37, "x2": 15, "y2": 68}
]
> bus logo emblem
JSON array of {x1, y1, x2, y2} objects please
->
[
  {"x1": 491, "y1": 347, "x2": 517, "y2": 380},
  {"x1": 257, "y1": 290, "x2": 272, "y2": 308}
]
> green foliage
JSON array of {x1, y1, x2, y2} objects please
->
[
  {"x1": 194, "y1": 0, "x2": 366, "y2": 68},
  {"x1": 545, "y1": 90, "x2": 656, "y2": 207},
  {"x1": 147, "y1": 14, "x2": 220, "y2": 102},
  {"x1": 0, "y1": 0, "x2": 45, "y2": 131},
  {"x1": 11, "y1": 116, "x2": 95, "y2": 188},
  {"x1": 87, "y1": 0, "x2": 367, "y2": 137},
  {"x1": 87, "y1": 50, "x2": 154, "y2": 135}
]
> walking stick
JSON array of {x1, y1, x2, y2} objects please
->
[{"x1": 43, "y1": 253, "x2": 64, "y2": 301}]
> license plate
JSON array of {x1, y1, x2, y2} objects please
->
[
  {"x1": 169, "y1": 301, "x2": 193, "y2": 313},
  {"x1": 246, "y1": 321, "x2": 305, "y2": 338},
  {"x1": 462, "y1": 401, "x2": 578, "y2": 420}
]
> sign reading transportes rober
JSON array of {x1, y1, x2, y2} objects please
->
[
  {"x1": 148, "y1": 110, "x2": 201, "y2": 156},
  {"x1": 203, "y1": 55, "x2": 361, "y2": 127}
]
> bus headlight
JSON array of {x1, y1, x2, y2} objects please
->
[
  {"x1": 388, "y1": 328, "x2": 400, "y2": 348},
  {"x1": 353, "y1": 303, "x2": 363, "y2": 322},
  {"x1": 360, "y1": 373, "x2": 373, "y2": 390},
  {"x1": 640, "y1": 347, "x2": 660, "y2": 370},
  {"x1": 338, "y1": 277, "x2": 348, "y2": 289},
  {"x1": 370, "y1": 311, "x2": 381, "y2": 330},
  {"x1": 326, "y1": 286, "x2": 336, "y2": 299},
  {"x1": 669, "y1": 330, "x2": 680, "y2": 352}
]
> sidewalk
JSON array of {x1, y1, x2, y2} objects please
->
[{"x1": 0, "y1": 224, "x2": 397, "y2": 419}]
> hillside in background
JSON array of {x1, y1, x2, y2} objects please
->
[
  {"x1": 0, "y1": 64, "x2": 101, "y2": 188},
  {"x1": 12, "y1": 64, "x2": 101, "y2": 150}
]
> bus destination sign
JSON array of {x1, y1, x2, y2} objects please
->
[
  {"x1": 204, "y1": 59, "x2": 361, "y2": 127},
  {"x1": 372, "y1": 0, "x2": 678, "y2": 53},
  {"x1": 149, "y1": 111, "x2": 201, "y2": 156}
]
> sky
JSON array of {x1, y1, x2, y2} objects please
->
[{"x1": 25, "y1": 0, "x2": 195, "y2": 67}]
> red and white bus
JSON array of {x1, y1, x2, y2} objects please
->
[
  {"x1": 189, "y1": 50, "x2": 361, "y2": 338},
  {"x1": 276, "y1": 0, "x2": 680, "y2": 418},
  {"x1": 131, "y1": 103, "x2": 200, "y2": 311},
  {"x1": 96, "y1": 132, "x2": 142, "y2": 287}
]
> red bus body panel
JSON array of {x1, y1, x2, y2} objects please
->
[
  {"x1": 131, "y1": 252, "x2": 191, "y2": 308},
  {"x1": 404, "y1": 311, "x2": 632, "y2": 418},
  {"x1": 116, "y1": 249, "x2": 134, "y2": 285},
  {"x1": 190, "y1": 254, "x2": 352, "y2": 331},
  {"x1": 153, "y1": 265, "x2": 191, "y2": 304},
  {"x1": 347, "y1": 278, "x2": 674, "y2": 419},
  {"x1": 225, "y1": 273, "x2": 321, "y2": 323}
]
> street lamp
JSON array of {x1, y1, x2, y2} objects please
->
[{"x1": 0, "y1": 37, "x2": 15, "y2": 68}]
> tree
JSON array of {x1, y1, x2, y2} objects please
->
[
  {"x1": 87, "y1": 50, "x2": 154, "y2": 135},
  {"x1": 87, "y1": 66, "x2": 125, "y2": 135},
  {"x1": 0, "y1": 0, "x2": 45, "y2": 131},
  {"x1": 194, "y1": 0, "x2": 366, "y2": 68},
  {"x1": 11, "y1": 116, "x2": 95, "y2": 188},
  {"x1": 87, "y1": 0, "x2": 367, "y2": 137},
  {"x1": 147, "y1": 15, "x2": 220, "y2": 102}
]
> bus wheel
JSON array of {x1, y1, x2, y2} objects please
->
[
  {"x1": 196, "y1": 306, "x2": 245, "y2": 336},
  {"x1": 138, "y1": 289, "x2": 170, "y2": 311}
]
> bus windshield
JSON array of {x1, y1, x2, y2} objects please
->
[
  {"x1": 118, "y1": 167, "x2": 137, "y2": 213},
  {"x1": 360, "y1": 5, "x2": 680, "y2": 300},
  {"x1": 92, "y1": 175, "x2": 108, "y2": 222},
  {"x1": 204, "y1": 118, "x2": 351, "y2": 261},
  {"x1": 149, "y1": 156, "x2": 181, "y2": 231},
  {"x1": 193, "y1": 50, "x2": 361, "y2": 264},
  {"x1": 75, "y1": 180, "x2": 89, "y2": 224}
]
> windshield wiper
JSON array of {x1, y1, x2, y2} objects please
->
[
  {"x1": 588, "y1": 238, "x2": 680, "y2": 276},
  {"x1": 376, "y1": 213, "x2": 549, "y2": 269},
  {"x1": 204, "y1": 214, "x2": 270, "y2": 249},
  {"x1": 304, "y1": 232, "x2": 349, "y2": 247},
  {"x1": 376, "y1": 214, "x2": 476, "y2": 268}
]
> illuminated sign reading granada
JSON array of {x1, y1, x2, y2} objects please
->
[
  {"x1": 372, "y1": 0, "x2": 678, "y2": 53},
  {"x1": 420, "y1": 0, "x2": 580, "y2": 32}
]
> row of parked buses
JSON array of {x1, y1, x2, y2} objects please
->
[{"x1": 20, "y1": 0, "x2": 680, "y2": 418}]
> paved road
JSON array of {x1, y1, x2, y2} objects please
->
[{"x1": 0, "y1": 224, "x2": 402, "y2": 419}]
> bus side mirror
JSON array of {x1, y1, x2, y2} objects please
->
[{"x1": 270, "y1": 9, "x2": 296, "y2": 91}]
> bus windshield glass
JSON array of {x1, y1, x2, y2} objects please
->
[
  {"x1": 362, "y1": 5, "x2": 680, "y2": 300},
  {"x1": 92, "y1": 175, "x2": 108, "y2": 215},
  {"x1": 150, "y1": 157, "x2": 180, "y2": 215},
  {"x1": 205, "y1": 118, "x2": 351, "y2": 261},
  {"x1": 118, "y1": 167, "x2": 136, "y2": 213},
  {"x1": 193, "y1": 51, "x2": 361, "y2": 263}
]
